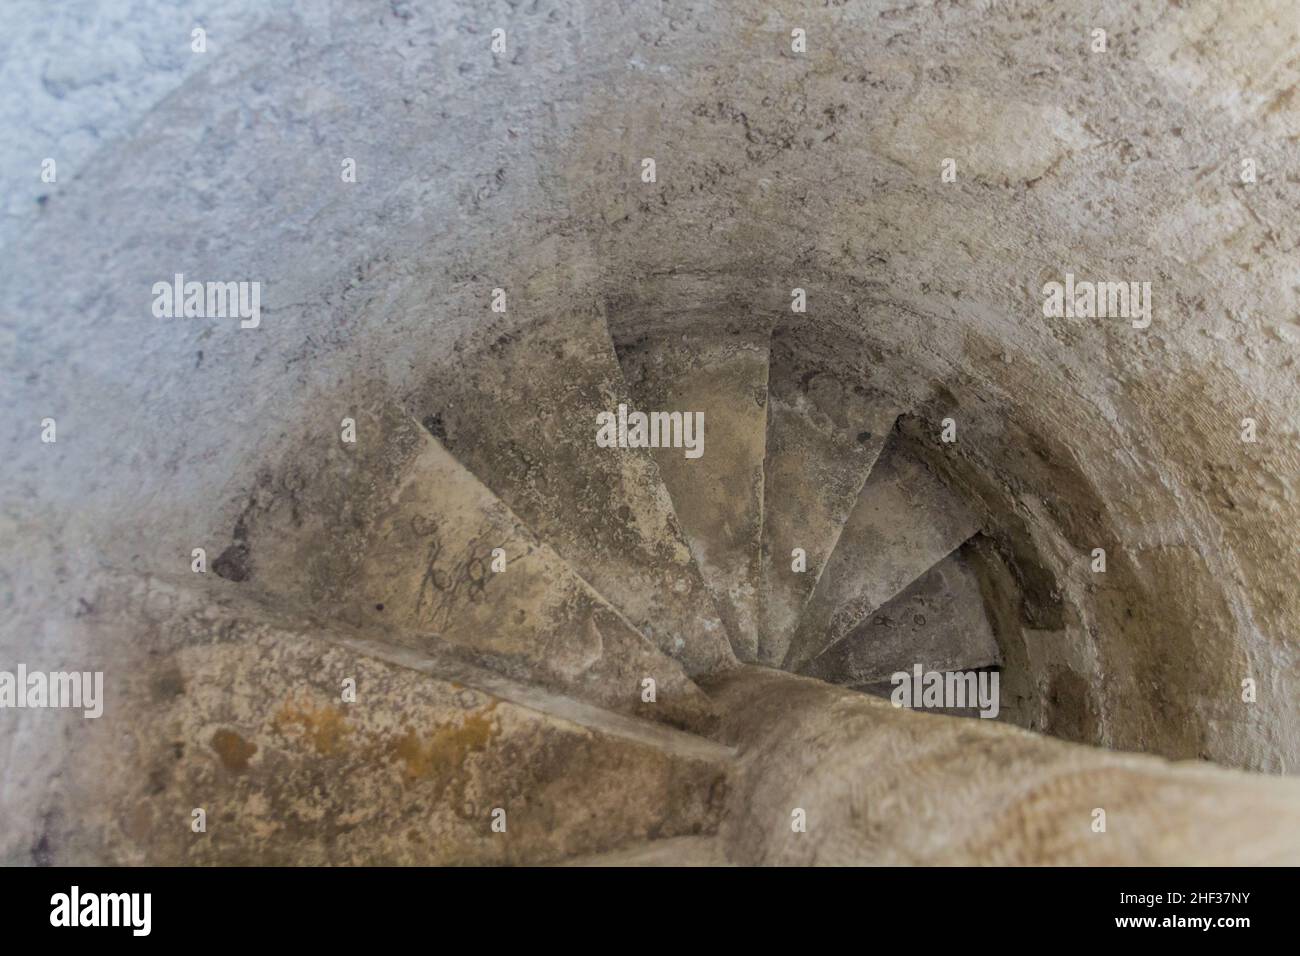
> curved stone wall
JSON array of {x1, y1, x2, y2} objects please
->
[{"x1": 3, "y1": 0, "x2": 1296, "y2": 816}]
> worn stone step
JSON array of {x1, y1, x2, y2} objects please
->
[
  {"x1": 782, "y1": 443, "x2": 981, "y2": 671},
  {"x1": 17, "y1": 573, "x2": 733, "y2": 865},
  {"x1": 409, "y1": 305, "x2": 734, "y2": 676},
  {"x1": 705, "y1": 667, "x2": 1300, "y2": 865},
  {"x1": 211, "y1": 402, "x2": 717, "y2": 732},
  {"x1": 758, "y1": 321, "x2": 899, "y2": 666},
  {"x1": 557, "y1": 834, "x2": 730, "y2": 866},
  {"x1": 611, "y1": 319, "x2": 770, "y2": 661},
  {"x1": 799, "y1": 551, "x2": 1001, "y2": 687},
  {"x1": 846, "y1": 669, "x2": 1001, "y2": 720}
]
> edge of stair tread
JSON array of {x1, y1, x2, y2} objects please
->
[
  {"x1": 609, "y1": 324, "x2": 772, "y2": 662},
  {"x1": 408, "y1": 314, "x2": 737, "y2": 675},
  {"x1": 781, "y1": 442, "x2": 983, "y2": 670},
  {"x1": 799, "y1": 551, "x2": 1002, "y2": 685},
  {"x1": 95, "y1": 569, "x2": 738, "y2": 765},
  {"x1": 756, "y1": 342, "x2": 906, "y2": 667},
  {"x1": 324, "y1": 629, "x2": 738, "y2": 764}
]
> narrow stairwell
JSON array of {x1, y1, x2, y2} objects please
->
[
  {"x1": 111, "y1": 289, "x2": 1254, "y2": 866},
  {"x1": 32, "y1": 294, "x2": 1030, "y2": 865},
  {"x1": 219, "y1": 307, "x2": 1004, "y2": 743},
  {"x1": 7, "y1": 0, "x2": 1300, "y2": 871},
  {"x1": 18, "y1": 271, "x2": 1300, "y2": 865}
]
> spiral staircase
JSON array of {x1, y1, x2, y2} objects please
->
[
  {"x1": 302, "y1": 319, "x2": 989, "y2": 701},
  {"x1": 4, "y1": 0, "x2": 1300, "y2": 866},
  {"x1": 111, "y1": 303, "x2": 1008, "y2": 865}
]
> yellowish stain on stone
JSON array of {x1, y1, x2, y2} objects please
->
[
  {"x1": 272, "y1": 696, "x2": 352, "y2": 756},
  {"x1": 390, "y1": 702, "x2": 500, "y2": 783},
  {"x1": 210, "y1": 728, "x2": 258, "y2": 772}
]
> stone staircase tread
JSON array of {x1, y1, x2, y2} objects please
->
[
  {"x1": 210, "y1": 402, "x2": 719, "y2": 731},
  {"x1": 783, "y1": 443, "x2": 982, "y2": 670},
  {"x1": 799, "y1": 551, "x2": 1001, "y2": 686},
  {"x1": 55, "y1": 571, "x2": 732, "y2": 865},
  {"x1": 408, "y1": 306, "x2": 735, "y2": 676},
  {"x1": 758, "y1": 322, "x2": 900, "y2": 666},
  {"x1": 611, "y1": 320, "x2": 770, "y2": 661}
]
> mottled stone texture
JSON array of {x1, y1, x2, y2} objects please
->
[
  {"x1": 758, "y1": 318, "x2": 898, "y2": 666},
  {"x1": 4, "y1": 576, "x2": 730, "y2": 865},
  {"x1": 707, "y1": 668, "x2": 1300, "y2": 866},
  {"x1": 784, "y1": 444, "x2": 981, "y2": 670},
  {"x1": 800, "y1": 551, "x2": 1000, "y2": 688},
  {"x1": 612, "y1": 317, "x2": 771, "y2": 660}
]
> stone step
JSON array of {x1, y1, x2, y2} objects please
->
[
  {"x1": 212, "y1": 403, "x2": 717, "y2": 731},
  {"x1": 782, "y1": 442, "x2": 981, "y2": 671},
  {"x1": 23, "y1": 574, "x2": 734, "y2": 865},
  {"x1": 611, "y1": 319, "x2": 770, "y2": 661},
  {"x1": 757, "y1": 321, "x2": 899, "y2": 666},
  {"x1": 799, "y1": 551, "x2": 1001, "y2": 686},
  {"x1": 557, "y1": 834, "x2": 730, "y2": 866},
  {"x1": 847, "y1": 669, "x2": 1001, "y2": 720},
  {"x1": 409, "y1": 305, "x2": 734, "y2": 676},
  {"x1": 703, "y1": 666, "x2": 1300, "y2": 866}
]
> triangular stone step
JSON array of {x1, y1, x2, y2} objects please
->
[
  {"x1": 216, "y1": 403, "x2": 717, "y2": 731},
  {"x1": 799, "y1": 551, "x2": 1000, "y2": 687},
  {"x1": 611, "y1": 319, "x2": 770, "y2": 661},
  {"x1": 782, "y1": 442, "x2": 981, "y2": 671},
  {"x1": 557, "y1": 835, "x2": 730, "y2": 866},
  {"x1": 757, "y1": 321, "x2": 899, "y2": 666},
  {"x1": 846, "y1": 669, "x2": 1002, "y2": 720},
  {"x1": 47, "y1": 572, "x2": 733, "y2": 865},
  {"x1": 410, "y1": 307, "x2": 734, "y2": 676}
]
